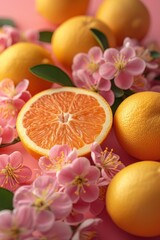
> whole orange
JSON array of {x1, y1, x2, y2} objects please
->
[
  {"x1": 96, "y1": 0, "x2": 150, "y2": 45},
  {"x1": 106, "y1": 161, "x2": 160, "y2": 237},
  {"x1": 51, "y1": 15, "x2": 116, "y2": 70},
  {"x1": 0, "y1": 42, "x2": 54, "y2": 96},
  {"x1": 35, "y1": 0, "x2": 90, "y2": 25},
  {"x1": 114, "y1": 91, "x2": 160, "y2": 161}
]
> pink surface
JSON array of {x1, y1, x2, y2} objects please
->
[{"x1": 0, "y1": 1, "x2": 160, "y2": 239}]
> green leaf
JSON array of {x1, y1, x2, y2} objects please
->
[
  {"x1": 30, "y1": 64, "x2": 75, "y2": 86},
  {"x1": 90, "y1": 28, "x2": 109, "y2": 50},
  {"x1": 150, "y1": 51, "x2": 160, "y2": 59},
  {"x1": 39, "y1": 31, "x2": 53, "y2": 43},
  {"x1": 111, "y1": 97, "x2": 123, "y2": 114},
  {"x1": 111, "y1": 82, "x2": 124, "y2": 98},
  {"x1": 0, "y1": 18, "x2": 16, "y2": 27},
  {"x1": 0, "y1": 188, "x2": 13, "y2": 210}
]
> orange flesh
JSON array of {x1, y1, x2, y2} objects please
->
[{"x1": 22, "y1": 91, "x2": 106, "y2": 149}]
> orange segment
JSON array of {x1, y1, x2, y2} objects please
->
[{"x1": 16, "y1": 87, "x2": 113, "y2": 159}]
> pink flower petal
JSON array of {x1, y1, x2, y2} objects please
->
[
  {"x1": 85, "y1": 166, "x2": 100, "y2": 182},
  {"x1": 120, "y1": 47, "x2": 136, "y2": 59},
  {"x1": 44, "y1": 221, "x2": 72, "y2": 240},
  {"x1": 88, "y1": 46, "x2": 103, "y2": 63},
  {"x1": 50, "y1": 192, "x2": 72, "y2": 219},
  {"x1": 99, "y1": 63, "x2": 116, "y2": 80},
  {"x1": 97, "y1": 78, "x2": 111, "y2": 91},
  {"x1": 104, "y1": 48, "x2": 119, "y2": 62},
  {"x1": 81, "y1": 185, "x2": 99, "y2": 202},
  {"x1": 16, "y1": 166, "x2": 32, "y2": 183},
  {"x1": 14, "y1": 205, "x2": 35, "y2": 230},
  {"x1": 73, "y1": 199, "x2": 90, "y2": 213},
  {"x1": 9, "y1": 151, "x2": 23, "y2": 168},
  {"x1": 72, "y1": 157, "x2": 90, "y2": 175},
  {"x1": 36, "y1": 210, "x2": 55, "y2": 232},
  {"x1": 115, "y1": 71, "x2": 134, "y2": 89},
  {"x1": 72, "y1": 53, "x2": 88, "y2": 71},
  {"x1": 57, "y1": 166, "x2": 75, "y2": 185},
  {"x1": 0, "y1": 154, "x2": 9, "y2": 168},
  {"x1": 99, "y1": 90, "x2": 115, "y2": 106},
  {"x1": 15, "y1": 79, "x2": 29, "y2": 96},
  {"x1": 1, "y1": 126, "x2": 16, "y2": 144},
  {"x1": 127, "y1": 58, "x2": 146, "y2": 75},
  {"x1": 0, "y1": 210, "x2": 12, "y2": 229}
]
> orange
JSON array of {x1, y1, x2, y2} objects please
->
[
  {"x1": 106, "y1": 161, "x2": 160, "y2": 237},
  {"x1": 35, "y1": 0, "x2": 90, "y2": 25},
  {"x1": 114, "y1": 91, "x2": 160, "y2": 161},
  {"x1": 16, "y1": 87, "x2": 113, "y2": 159},
  {"x1": 0, "y1": 42, "x2": 54, "y2": 96},
  {"x1": 51, "y1": 15, "x2": 116, "y2": 70},
  {"x1": 96, "y1": 0, "x2": 150, "y2": 45}
]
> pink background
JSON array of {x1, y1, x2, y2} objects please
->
[{"x1": 0, "y1": 0, "x2": 160, "y2": 239}]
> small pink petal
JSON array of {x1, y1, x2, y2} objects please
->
[
  {"x1": 72, "y1": 157, "x2": 90, "y2": 175},
  {"x1": 9, "y1": 151, "x2": 23, "y2": 168},
  {"x1": 85, "y1": 166, "x2": 100, "y2": 182},
  {"x1": 99, "y1": 90, "x2": 115, "y2": 106},
  {"x1": 45, "y1": 221, "x2": 72, "y2": 240},
  {"x1": 36, "y1": 210, "x2": 55, "y2": 232},
  {"x1": 81, "y1": 185, "x2": 99, "y2": 202},
  {"x1": 99, "y1": 63, "x2": 116, "y2": 80},
  {"x1": 0, "y1": 210, "x2": 12, "y2": 229},
  {"x1": 88, "y1": 46, "x2": 103, "y2": 63},
  {"x1": 57, "y1": 166, "x2": 75, "y2": 185},
  {"x1": 104, "y1": 48, "x2": 119, "y2": 63},
  {"x1": 115, "y1": 71, "x2": 134, "y2": 89},
  {"x1": 16, "y1": 166, "x2": 32, "y2": 183},
  {"x1": 97, "y1": 78, "x2": 111, "y2": 91},
  {"x1": 72, "y1": 53, "x2": 88, "y2": 71},
  {"x1": 1, "y1": 126, "x2": 16, "y2": 144},
  {"x1": 120, "y1": 47, "x2": 136, "y2": 59},
  {"x1": 127, "y1": 58, "x2": 146, "y2": 75},
  {"x1": 15, "y1": 79, "x2": 29, "y2": 95},
  {"x1": 50, "y1": 192, "x2": 72, "y2": 219}
]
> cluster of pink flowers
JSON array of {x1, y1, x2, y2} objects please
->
[
  {"x1": 0, "y1": 78, "x2": 31, "y2": 146},
  {"x1": 72, "y1": 37, "x2": 160, "y2": 105},
  {"x1": 0, "y1": 143, "x2": 124, "y2": 239},
  {"x1": 0, "y1": 25, "x2": 39, "y2": 53}
]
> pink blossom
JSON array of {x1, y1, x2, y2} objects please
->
[
  {"x1": 0, "y1": 118, "x2": 17, "y2": 145},
  {"x1": 30, "y1": 221, "x2": 72, "y2": 240},
  {"x1": 91, "y1": 142, "x2": 125, "y2": 185},
  {"x1": 14, "y1": 175, "x2": 72, "y2": 220},
  {"x1": 131, "y1": 75, "x2": 150, "y2": 92},
  {"x1": 0, "y1": 151, "x2": 32, "y2": 191},
  {"x1": 0, "y1": 101, "x2": 19, "y2": 127},
  {"x1": 72, "y1": 218, "x2": 102, "y2": 240},
  {"x1": 0, "y1": 78, "x2": 31, "y2": 102},
  {"x1": 57, "y1": 157, "x2": 100, "y2": 203},
  {"x1": 23, "y1": 29, "x2": 39, "y2": 43},
  {"x1": 0, "y1": 205, "x2": 35, "y2": 240},
  {"x1": 39, "y1": 144, "x2": 77, "y2": 176},
  {"x1": 99, "y1": 47, "x2": 146, "y2": 89},
  {"x1": 0, "y1": 33, "x2": 12, "y2": 52},
  {"x1": 72, "y1": 47, "x2": 114, "y2": 105},
  {"x1": 2, "y1": 25, "x2": 21, "y2": 44}
]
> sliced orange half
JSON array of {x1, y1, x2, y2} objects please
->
[{"x1": 16, "y1": 87, "x2": 113, "y2": 159}]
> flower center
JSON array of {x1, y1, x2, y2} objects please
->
[
  {"x1": 72, "y1": 176, "x2": 89, "y2": 195},
  {"x1": 114, "y1": 53, "x2": 127, "y2": 71},
  {"x1": 46, "y1": 151, "x2": 68, "y2": 172},
  {"x1": 87, "y1": 61, "x2": 99, "y2": 73},
  {"x1": 1, "y1": 163, "x2": 19, "y2": 187}
]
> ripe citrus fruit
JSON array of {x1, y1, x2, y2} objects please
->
[
  {"x1": 106, "y1": 161, "x2": 160, "y2": 237},
  {"x1": 35, "y1": 0, "x2": 90, "y2": 25},
  {"x1": 51, "y1": 15, "x2": 116, "y2": 70},
  {"x1": 16, "y1": 87, "x2": 113, "y2": 159},
  {"x1": 96, "y1": 0, "x2": 150, "y2": 45},
  {"x1": 114, "y1": 91, "x2": 160, "y2": 161},
  {"x1": 0, "y1": 42, "x2": 54, "y2": 96}
]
